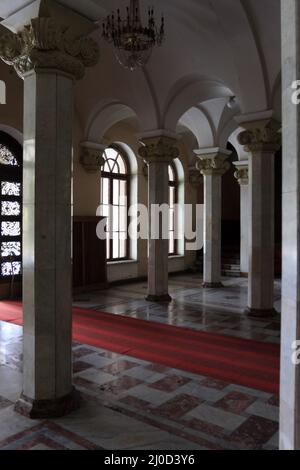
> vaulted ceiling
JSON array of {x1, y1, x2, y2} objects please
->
[{"x1": 0, "y1": 0, "x2": 281, "y2": 151}]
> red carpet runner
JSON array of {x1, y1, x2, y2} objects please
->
[{"x1": 0, "y1": 301, "x2": 280, "y2": 394}]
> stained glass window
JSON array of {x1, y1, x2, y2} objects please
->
[
  {"x1": 100, "y1": 146, "x2": 129, "y2": 261},
  {"x1": 1, "y1": 222, "x2": 21, "y2": 237},
  {"x1": 1, "y1": 201, "x2": 21, "y2": 216},
  {"x1": 0, "y1": 132, "x2": 22, "y2": 283},
  {"x1": 1, "y1": 182, "x2": 21, "y2": 196},
  {"x1": 0, "y1": 144, "x2": 19, "y2": 166},
  {"x1": 1, "y1": 261, "x2": 21, "y2": 277},
  {"x1": 1, "y1": 242, "x2": 21, "y2": 257}
]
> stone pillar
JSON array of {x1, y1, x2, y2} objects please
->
[
  {"x1": 237, "y1": 119, "x2": 280, "y2": 317},
  {"x1": 280, "y1": 0, "x2": 300, "y2": 450},
  {"x1": 139, "y1": 135, "x2": 179, "y2": 302},
  {"x1": 234, "y1": 161, "x2": 249, "y2": 276},
  {"x1": 0, "y1": 2, "x2": 99, "y2": 418},
  {"x1": 195, "y1": 148, "x2": 231, "y2": 288}
]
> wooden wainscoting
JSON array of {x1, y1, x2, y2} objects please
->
[{"x1": 73, "y1": 216, "x2": 108, "y2": 293}]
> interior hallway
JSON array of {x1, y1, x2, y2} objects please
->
[{"x1": 0, "y1": 275, "x2": 280, "y2": 450}]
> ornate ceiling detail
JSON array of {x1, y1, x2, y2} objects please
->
[{"x1": 0, "y1": 17, "x2": 99, "y2": 79}]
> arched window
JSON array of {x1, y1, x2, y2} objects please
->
[
  {"x1": 100, "y1": 146, "x2": 129, "y2": 261},
  {"x1": 0, "y1": 132, "x2": 22, "y2": 281},
  {"x1": 169, "y1": 164, "x2": 178, "y2": 256}
]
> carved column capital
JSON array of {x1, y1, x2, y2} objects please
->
[
  {"x1": 80, "y1": 145, "x2": 105, "y2": 173},
  {"x1": 138, "y1": 136, "x2": 179, "y2": 165},
  {"x1": 0, "y1": 16, "x2": 100, "y2": 79},
  {"x1": 234, "y1": 162, "x2": 249, "y2": 186},
  {"x1": 237, "y1": 119, "x2": 281, "y2": 153},
  {"x1": 195, "y1": 151, "x2": 230, "y2": 176}
]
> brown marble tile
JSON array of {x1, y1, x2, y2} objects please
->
[
  {"x1": 19, "y1": 435, "x2": 67, "y2": 450},
  {"x1": 214, "y1": 391, "x2": 256, "y2": 414},
  {"x1": 149, "y1": 375, "x2": 191, "y2": 393},
  {"x1": 199, "y1": 377, "x2": 228, "y2": 390},
  {"x1": 73, "y1": 361, "x2": 93, "y2": 374},
  {"x1": 228, "y1": 415, "x2": 279, "y2": 449},
  {"x1": 73, "y1": 347, "x2": 95, "y2": 359},
  {"x1": 100, "y1": 360, "x2": 139, "y2": 375},
  {"x1": 120, "y1": 395, "x2": 152, "y2": 411},
  {"x1": 73, "y1": 376, "x2": 99, "y2": 392},
  {"x1": 183, "y1": 417, "x2": 225, "y2": 439},
  {"x1": 98, "y1": 376, "x2": 142, "y2": 395},
  {"x1": 145, "y1": 364, "x2": 171, "y2": 373},
  {"x1": 153, "y1": 394, "x2": 201, "y2": 420}
]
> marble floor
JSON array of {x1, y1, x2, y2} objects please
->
[
  {"x1": 0, "y1": 275, "x2": 281, "y2": 450},
  {"x1": 74, "y1": 275, "x2": 281, "y2": 344}
]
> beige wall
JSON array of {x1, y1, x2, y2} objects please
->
[{"x1": 0, "y1": 61, "x2": 23, "y2": 134}]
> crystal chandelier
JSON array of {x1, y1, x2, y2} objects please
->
[{"x1": 102, "y1": 0, "x2": 165, "y2": 71}]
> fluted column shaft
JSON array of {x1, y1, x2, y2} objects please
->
[
  {"x1": 195, "y1": 149, "x2": 231, "y2": 288},
  {"x1": 234, "y1": 162, "x2": 249, "y2": 276},
  {"x1": 139, "y1": 136, "x2": 179, "y2": 302},
  {"x1": 238, "y1": 120, "x2": 280, "y2": 317}
]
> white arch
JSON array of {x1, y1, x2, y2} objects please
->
[
  {"x1": 163, "y1": 75, "x2": 233, "y2": 132},
  {"x1": 0, "y1": 124, "x2": 23, "y2": 146},
  {"x1": 114, "y1": 141, "x2": 138, "y2": 176},
  {"x1": 228, "y1": 127, "x2": 249, "y2": 161},
  {"x1": 178, "y1": 106, "x2": 215, "y2": 148},
  {"x1": 173, "y1": 157, "x2": 185, "y2": 256},
  {"x1": 85, "y1": 100, "x2": 140, "y2": 143}
]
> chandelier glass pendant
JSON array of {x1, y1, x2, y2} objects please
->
[{"x1": 102, "y1": 0, "x2": 165, "y2": 71}]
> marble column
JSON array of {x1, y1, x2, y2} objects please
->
[
  {"x1": 234, "y1": 161, "x2": 249, "y2": 276},
  {"x1": 237, "y1": 119, "x2": 280, "y2": 317},
  {"x1": 195, "y1": 148, "x2": 231, "y2": 288},
  {"x1": 0, "y1": 3, "x2": 99, "y2": 418},
  {"x1": 139, "y1": 135, "x2": 179, "y2": 302},
  {"x1": 280, "y1": 0, "x2": 300, "y2": 450}
]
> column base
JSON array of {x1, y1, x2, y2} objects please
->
[
  {"x1": 146, "y1": 294, "x2": 172, "y2": 302},
  {"x1": 244, "y1": 308, "x2": 278, "y2": 318},
  {"x1": 15, "y1": 387, "x2": 81, "y2": 420},
  {"x1": 202, "y1": 282, "x2": 224, "y2": 289}
]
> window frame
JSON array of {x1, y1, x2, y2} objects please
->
[
  {"x1": 168, "y1": 163, "x2": 178, "y2": 256},
  {"x1": 101, "y1": 145, "x2": 130, "y2": 262},
  {"x1": 0, "y1": 132, "x2": 23, "y2": 284}
]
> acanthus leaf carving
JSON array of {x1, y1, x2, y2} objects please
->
[
  {"x1": 138, "y1": 136, "x2": 179, "y2": 165},
  {"x1": 237, "y1": 120, "x2": 281, "y2": 153},
  {"x1": 0, "y1": 17, "x2": 100, "y2": 80},
  {"x1": 196, "y1": 153, "x2": 230, "y2": 176}
]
